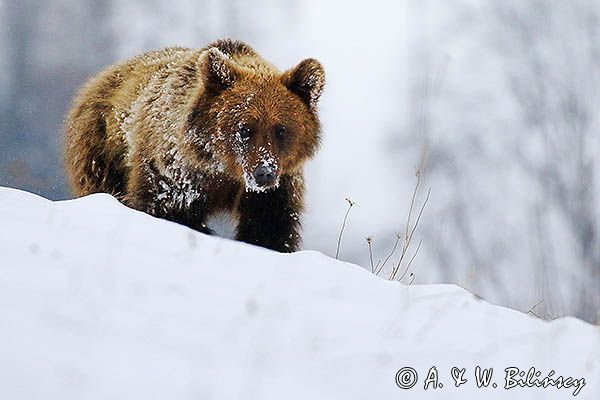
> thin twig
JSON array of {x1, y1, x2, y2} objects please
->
[
  {"x1": 526, "y1": 299, "x2": 544, "y2": 316},
  {"x1": 335, "y1": 198, "x2": 355, "y2": 259},
  {"x1": 395, "y1": 238, "x2": 423, "y2": 281},
  {"x1": 405, "y1": 170, "x2": 421, "y2": 242},
  {"x1": 373, "y1": 170, "x2": 431, "y2": 281},
  {"x1": 375, "y1": 233, "x2": 401, "y2": 275},
  {"x1": 396, "y1": 188, "x2": 431, "y2": 269},
  {"x1": 389, "y1": 187, "x2": 430, "y2": 280},
  {"x1": 366, "y1": 237, "x2": 374, "y2": 273},
  {"x1": 406, "y1": 238, "x2": 423, "y2": 271},
  {"x1": 407, "y1": 188, "x2": 431, "y2": 251}
]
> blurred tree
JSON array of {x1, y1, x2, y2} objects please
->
[
  {"x1": 490, "y1": 0, "x2": 599, "y2": 322},
  {"x1": 400, "y1": 0, "x2": 600, "y2": 322},
  {"x1": 1, "y1": 0, "x2": 115, "y2": 198},
  {"x1": 1, "y1": 0, "x2": 40, "y2": 172}
]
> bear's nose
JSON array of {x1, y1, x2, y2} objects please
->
[{"x1": 253, "y1": 165, "x2": 277, "y2": 187}]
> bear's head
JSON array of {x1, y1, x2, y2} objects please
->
[{"x1": 186, "y1": 47, "x2": 324, "y2": 192}]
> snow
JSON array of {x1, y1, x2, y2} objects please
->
[{"x1": 0, "y1": 186, "x2": 598, "y2": 399}]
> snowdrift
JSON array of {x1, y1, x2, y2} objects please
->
[{"x1": 0, "y1": 186, "x2": 598, "y2": 399}]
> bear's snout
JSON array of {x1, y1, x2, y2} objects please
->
[{"x1": 253, "y1": 165, "x2": 277, "y2": 188}]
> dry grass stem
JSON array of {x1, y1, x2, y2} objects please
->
[
  {"x1": 335, "y1": 198, "x2": 355, "y2": 260},
  {"x1": 370, "y1": 170, "x2": 431, "y2": 283},
  {"x1": 375, "y1": 233, "x2": 401, "y2": 275},
  {"x1": 366, "y1": 237, "x2": 374, "y2": 273}
]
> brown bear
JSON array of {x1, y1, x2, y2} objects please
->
[{"x1": 64, "y1": 39, "x2": 324, "y2": 252}]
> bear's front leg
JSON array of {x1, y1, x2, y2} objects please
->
[
  {"x1": 236, "y1": 174, "x2": 304, "y2": 252},
  {"x1": 126, "y1": 157, "x2": 213, "y2": 235}
]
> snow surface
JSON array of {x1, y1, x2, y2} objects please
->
[{"x1": 0, "y1": 186, "x2": 598, "y2": 399}]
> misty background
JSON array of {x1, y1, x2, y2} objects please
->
[{"x1": 1, "y1": 0, "x2": 598, "y2": 323}]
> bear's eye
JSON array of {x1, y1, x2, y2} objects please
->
[
  {"x1": 238, "y1": 124, "x2": 252, "y2": 140},
  {"x1": 275, "y1": 126, "x2": 287, "y2": 140}
]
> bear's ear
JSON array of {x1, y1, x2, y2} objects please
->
[
  {"x1": 282, "y1": 58, "x2": 325, "y2": 112},
  {"x1": 200, "y1": 47, "x2": 242, "y2": 93}
]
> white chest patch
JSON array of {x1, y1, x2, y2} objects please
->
[{"x1": 205, "y1": 211, "x2": 238, "y2": 240}]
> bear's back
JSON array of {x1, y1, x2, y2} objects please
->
[
  {"x1": 109, "y1": 40, "x2": 273, "y2": 113},
  {"x1": 108, "y1": 47, "x2": 199, "y2": 110},
  {"x1": 201, "y1": 39, "x2": 278, "y2": 76}
]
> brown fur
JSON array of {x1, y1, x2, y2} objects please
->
[{"x1": 64, "y1": 39, "x2": 324, "y2": 252}]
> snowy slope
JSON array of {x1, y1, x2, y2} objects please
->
[{"x1": 0, "y1": 186, "x2": 598, "y2": 399}]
